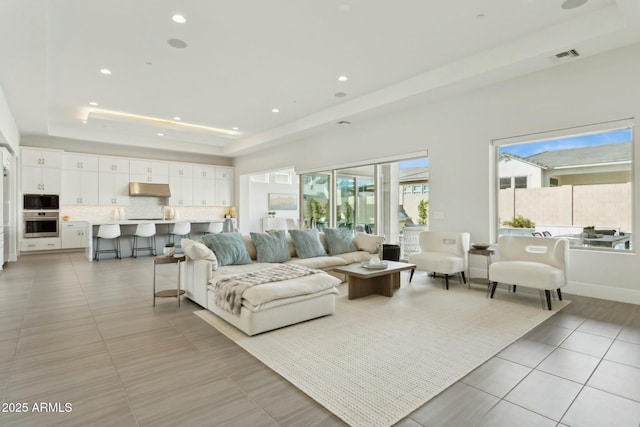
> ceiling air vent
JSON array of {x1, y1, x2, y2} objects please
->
[{"x1": 552, "y1": 49, "x2": 580, "y2": 62}]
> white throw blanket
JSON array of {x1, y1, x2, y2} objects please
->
[{"x1": 214, "y1": 264, "x2": 324, "y2": 316}]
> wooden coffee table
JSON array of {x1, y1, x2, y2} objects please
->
[{"x1": 333, "y1": 261, "x2": 416, "y2": 300}]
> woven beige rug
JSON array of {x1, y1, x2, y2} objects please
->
[{"x1": 195, "y1": 282, "x2": 569, "y2": 427}]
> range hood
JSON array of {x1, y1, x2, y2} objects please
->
[{"x1": 129, "y1": 182, "x2": 171, "y2": 197}]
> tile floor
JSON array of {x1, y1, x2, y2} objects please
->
[{"x1": 0, "y1": 251, "x2": 639, "y2": 427}]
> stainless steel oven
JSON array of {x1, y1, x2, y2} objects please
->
[
  {"x1": 23, "y1": 211, "x2": 59, "y2": 238},
  {"x1": 24, "y1": 194, "x2": 59, "y2": 210}
]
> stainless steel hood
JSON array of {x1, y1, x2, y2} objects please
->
[{"x1": 129, "y1": 182, "x2": 171, "y2": 197}]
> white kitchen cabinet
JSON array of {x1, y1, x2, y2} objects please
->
[
  {"x1": 98, "y1": 157, "x2": 130, "y2": 205},
  {"x1": 215, "y1": 167, "x2": 234, "y2": 206},
  {"x1": 130, "y1": 160, "x2": 169, "y2": 183},
  {"x1": 62, "y1": 153, "x2": 99, "y2": 171},
  {"x1": 61, "y1": 154, "x2": 99, "y2": 205},
  {"x1": 192, "y1": 165, "x2": 216, "y2": 206},
  {"x1": 99, "y1": 156, "x2": 130, "y2": 174},
  {"x1": 21, "y1": 237, "x2": 61, "y2": 252},
  {"x1": 61, "y1": 221, "x2": 89, "y2": 249},
  {"x1": 215, "y1": 167, "x2": 234, "y2": 181},
  {"x1": 21, "y1": 148, "x2": 62, "y2": 194},
  {"x1": 21, "y1": 148, "x2": 62, "y2": 168},
  {"x1": 169, "y1": 163, "x2": 193, "y2": 206}
]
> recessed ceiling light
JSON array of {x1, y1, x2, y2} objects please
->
[
  {"x1": 272, "y1": 108, "x2": 280, "y2": 113},
  {"x1": 334, "y1": 92, "x2": 347, "y2": 98},
  {"x1": 100, "y1": 68, "x2": 112, "y2": 75},
  {"x1": 168, "y1": 39, "x2": 188, "y2": 49},
  {"x1": 89, "y1": 101, "x2": 99, "y2": 106},
  {"x1": 338, "y1": 4, "x2": 351, "y2": 12},
  {"x1": 232, "y1": 127, "x2": 239, "y2": 131},
  {"x1": 81, "y1": 120, "x2": 87, "y2": 124},
  {"x1": 173, "y1": 116, "x2": 181, "y2": 121},
  {"x1": 157, "y1": 133, "x2": 164, "y2": 137},
  {"x1": 561, "y1": 0, "x2": 588, "y2": 9},
  {"x1": 338, "y1": 75, "x2": 348, "y2": 82},
  {"x1": 476, "y1": 13, "x2": 485, "y2": 19},
  {"x1": 172, "y1": 14, "x2": 186, "y2": 23}
]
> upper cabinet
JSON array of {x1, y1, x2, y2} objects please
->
[
  {"x1": 61, "y1": 154, "x2": 99, "y2": 205},
  {"x1": 130, "y1": 160, "x2": 169, "y2": 184},
  {"x1": 21, "y1": 148, "x2": 62, "y2": 194},
  {"x1": 168, "y1": 163, "x2": 193, "y2": 206},
  {"x1": 192, "y1": 165, "x2": 217, "y2": 206},
  {"x1": 215, "y1": 167, "x2": 234, "y2": 206},
  {"x1": 98, "y1": 157, "x2": 130, "y2": 206},
  {"x1": 20, "y1": 149, "x2": 234, "y2": 207}
]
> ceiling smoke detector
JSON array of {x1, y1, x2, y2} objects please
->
[{"x1": 337, "y1": 120, "x2": 351, "y2": 125}]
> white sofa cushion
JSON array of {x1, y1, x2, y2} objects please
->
[
  {"x1": 489, "y1": 260, "x2": 565, "y2": 290},
  {"x1": 353, "y1": 233, "x2": 385, "y2": 253}
]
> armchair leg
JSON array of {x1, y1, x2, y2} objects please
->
[
  {"x1": 489, "y1": 281, "x2": 498, "y2": 298},
  {"x1": 544, "y1": 290, "x2": 552, "y2": 310},
  {"x1": 556, "y1": 288, "x2": 563, "y2": 301},
  {"x1": 460, "y1": 271, "x2": 467, "y2": 284},
  {"x1": 409, "y1": 269, "x2": 415, "y2": 282},
  {"x1": 444, "y1": 275, "x2": 449, "y2": 290}
]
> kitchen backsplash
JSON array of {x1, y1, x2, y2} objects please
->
[{"x1": 61, "y1": 198, "x2": 229, "y2": 222}]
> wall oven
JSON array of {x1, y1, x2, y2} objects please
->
[
  {"x1": 24, "y1": 211, "x2": 59, "y2": 238},
  {"x1": 24, "y1": 194, "x2": 60, "y2": 210}
]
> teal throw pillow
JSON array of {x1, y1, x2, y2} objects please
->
[
  {"x1": 289, "y1": 229, "x2": 327, "y2": 259},
  {"x1": 250, "y1": 230, "x2": 291, "y2": 263},
  {"x1": 201, "y1": 232, "x2": 252, "y2": 266},
  {"x1": 324, "y1": 228, "x2": 358, "y2": 255}
]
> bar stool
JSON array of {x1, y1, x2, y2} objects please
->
[
  {"x1": 132, "y1": 223, "x2": 157, "y2": 258},
  {"x1": 94, "y1": 224, "x2": 121, "y2": 261},
  {"x1": 169, "y1": 222, "x2": 191, "y2": 250},
  {"x1": 205, "y1": 221, "x2": 223, "y2": 234}
]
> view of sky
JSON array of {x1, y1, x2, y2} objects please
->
[
  {"x1": 399, "y1": 157, "x2": 429, "y2": 169},
  {"x1": 499, "y1": 128, "x2": 632, "y2": 157}
]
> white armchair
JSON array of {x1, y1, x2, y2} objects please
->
[
  {"x1": 488, "y1": 236, "x2": 569, "y2": 310},
  {"x1": 408, "y1": 231, "x2": 470, "y2": 290}
]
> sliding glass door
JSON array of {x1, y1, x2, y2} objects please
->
[{"x1": 300, "y1": 173, "x2": 331, "y2": 230}]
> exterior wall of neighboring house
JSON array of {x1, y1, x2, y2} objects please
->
[
  {"x1": 400, "y1": 181, "x2": 428, "y2": 224},
  {"x1": 498, "y1": 157, "x2": 543, "y2": 188}
]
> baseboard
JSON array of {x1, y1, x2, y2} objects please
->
[
  {"x1": 564, "y1": 281, "x2": 640, "y2": 305},
  {"x1": 470, "y1": 266, "x2": 640, "y2": 305}
]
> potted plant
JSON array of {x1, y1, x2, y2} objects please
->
[
  {"x1": 268, "y1": 210, "x2": 276, "y2": 218},
  {"x1": 163, "y1": 242, "x2": 176, "y2": 257}
]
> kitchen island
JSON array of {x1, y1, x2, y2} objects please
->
[{"x1": 84, "y1": 218, "x2": 225, "y2": 261}]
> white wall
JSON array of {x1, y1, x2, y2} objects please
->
[
  {"x1": 0, "y1": 85, "x2": 20, "y2": 153},
  {"x1": 234, "y1": 42, "x2": 640, "y2": 303}
]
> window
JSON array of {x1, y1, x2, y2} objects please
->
[
  {"x1": 413, "y1": 185, "x2": 422, "y2": 194},
  {"x1": 404, "y1": 185, "x2": 412, "y2": 194},
  {"x1": 514, "y1": 176, "x2": 527, "y2": 189},
  {"x1": 423, "y1": 184, "x2": 429, "y2": 193},
  {"x1": 496, "y1": 125, "x2": 633, "y2": 251}
]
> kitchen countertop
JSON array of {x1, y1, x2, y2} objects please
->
[{"x1": 71, "y1": 218, "x2": 225, "y2": 226}]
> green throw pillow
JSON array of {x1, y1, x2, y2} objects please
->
[
  {"x1": 324, "y1": 228, "x2": 358, "y2": 255},
  {"x1": 250, "y1": 230, "x2": 291, "y2": 263},
  {"x1": 289, "y1": 229, "x2": 327, "y2": 259},
  {"x1": 201, "y1": 232, "x2": 252, "y2": 266}
]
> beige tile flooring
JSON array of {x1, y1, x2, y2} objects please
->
[{"x1": 0, "y1": 251, "x2": 638, "y2": 427}]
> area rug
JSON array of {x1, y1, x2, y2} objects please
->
[{"x1": 195, "y1": 282, "x2": 569, "y2": 427}]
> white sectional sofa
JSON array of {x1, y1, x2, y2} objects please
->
[{"x1": 182, "y1": 230, "x2": 383, "y2": 335}]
